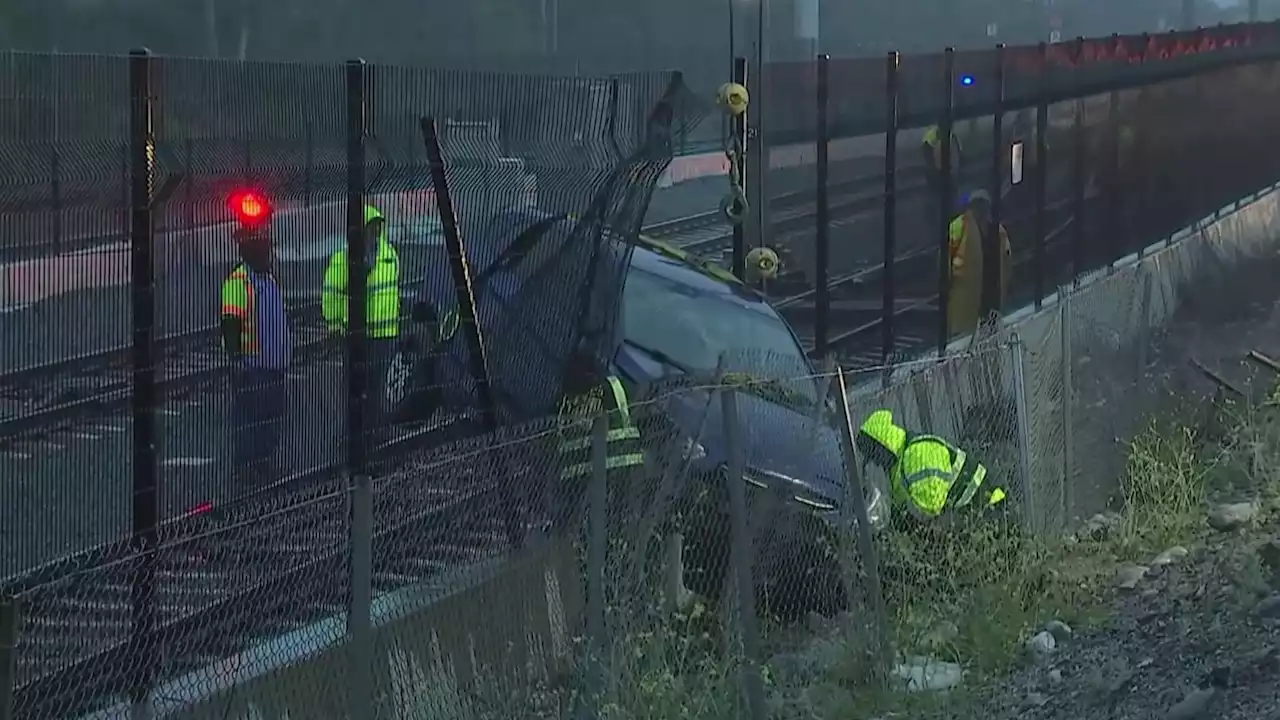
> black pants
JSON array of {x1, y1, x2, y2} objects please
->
[
  {"x1": 230, "y1": 367, "x2": 286, "y2": 477},
  {"x1": 361, "y1": 337, "x2": 396, "y2": 444}
]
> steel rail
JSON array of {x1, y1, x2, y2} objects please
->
[
  {"x1": 7, "y1": 429, "x2": 511, "y2": 718},
  {"x1": 0, "y1": 167, "x2": 909, "y2": 437}
]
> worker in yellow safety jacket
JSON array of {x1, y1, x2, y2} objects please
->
[
  {"x1": 947, "y1": 189, "x2": 1011, "y2": 338},
  {"x1": 553, "y1": 350, "x2": 646, "y2": 534},
  {"x1": 855, "y1": 409, "x2": 1006, "y2": 523},
  {"x1": 322, "y1": 204, "x2": 401, "y2": 437},
  {"x1": 221, "y1": 223, "x2": 292, "y2": 484}
]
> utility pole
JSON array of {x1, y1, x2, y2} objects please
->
[
  {"x1": 1181, "y1": 0, "x2": 1195, "y2": 30},
  {"x1": 1250, "y1": 0, "x2": 1260, "y2": 22}
]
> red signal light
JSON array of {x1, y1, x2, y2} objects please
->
[{"x1": 228, "y1": 190, "x2": 271, "y2": 225}]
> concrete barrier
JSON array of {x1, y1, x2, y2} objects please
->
[{"x1": 85, "y1": 538, "x2": 585, "y2": 719}]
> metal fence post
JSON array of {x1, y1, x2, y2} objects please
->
[
  {"x1": 49, "y1": 145, "x2": 62, "y2": 250},
  {"x1": 1071, "y1": 37, "x2": 1086, "y2": 286},
  {"x1": 304, "y1": 121, "x2": 315, "y2": 207},
  {"x1": 731, "y1": 56, "x2": 749, "y2": 281},
  {"x1": 815, "y1": 54, "x2": 831, "y2": 358},
  {"x1": 182, "y1": 137, "x2": 195, "y2": 231},
  {"x1": 720, "y1": 388, "x2": 766, "y2": 720},
  {"x1": 882, "y1": 51, "x2": 900, "y2": 382},
  {"x1": 344, "y1": 57, "x2": 374, "y2": 720},
  {"x1": 1106, "y1": 35, "x2": 1122, "y2": 270},
  {"x1": 984, "y1": 43, "x2": 1007, "y2": 318},
  {"x1": 571, "y1": 413, "x2": 610, "y2": 720},
  {"x1": 1134, "y1": 33, "x2": 1151, "y2": 260},
  {"x1": 833, "y1": 367, "x2": 892, "y2": 685},
  {"x1": 127, "y1": 47, "x2": 160, "y2": 714},
  {"x1": 1060, "y1": 290, "x2": 1074, "y2": 525},
  {"x1": 1034, "y1": 42, "x2": 1049, "y2": 310},
  {"x1": 1009, "y1": 333, "x2": 1041, "y2": 535},
  {"x1": 345, "y1": 58, "x2": 370, "y2": 488},
  {"x1": 586, "y1": 414, "x2": 608, "y2": 643},
  {"x1": 421, "y1": 116, "x2": 512, "y2": 546},
  {"x1": 0, "y1": 597, "x2": 17, "y2": 720},
  {"x1": 936, "y1": 48, "x2": 957, "y2": 357}
]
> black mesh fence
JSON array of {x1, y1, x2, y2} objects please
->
[
  {"x1": 0, "y1": 51, "x2": 708, "y2": 717},
  {"x1": 781, "y1": 22, "x2": 1280, "y2": 372},
  {"x1": 7, "y1": 22, "x2": 1280, "y2": 718},
  {"x1": 367, "y1": 67, "x2": 708, "y2": 426},
  {"x1": 0, "y1": 53, "x2": 131, "y2": 577}
]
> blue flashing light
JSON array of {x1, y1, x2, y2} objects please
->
[{"x1": 960, "y1": 74, "x2": 975, "y2": 86}]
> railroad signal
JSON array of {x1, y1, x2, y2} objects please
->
[{"x1": 228, "y1": 189, "x2": 272, "y2": 226}]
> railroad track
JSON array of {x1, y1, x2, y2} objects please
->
[
  {"x1": 0, "y1": 169, "x2": 914, "y2": 444},
  {"x1": 777, "y1": 194, "x2": 1082, "y2": 369},
  {"x1": 5, "y1": 419, "x2": 532, "y2": 719},
  {"x1": 0, "y1": 164, "x2": 935, "y2": 716},
  {"x1": 2, "y1": 180, "x2": 1097, "y2": 717}
]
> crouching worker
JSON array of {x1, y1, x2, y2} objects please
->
[
  {"x1": 854, "y1": 409, "x2": 1006, "y2": 524},
  {"x1": 553, "y1": 350, "x2": 647, "y2": 535}
]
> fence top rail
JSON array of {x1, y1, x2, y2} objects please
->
[{"x1": 3, "y1": 20, "x2": 1277, "y2": 79}]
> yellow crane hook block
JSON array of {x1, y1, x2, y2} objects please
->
[
  {"x1": 746, "y1": 246, "x2": 780, "y2": 280},
  {"x1": 717, "y1": 82, "x2": 749, "y2": 116}
]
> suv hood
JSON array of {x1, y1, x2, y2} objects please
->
[{"x1": 617, "y1": 346, "x2": 846, "y2": 503}]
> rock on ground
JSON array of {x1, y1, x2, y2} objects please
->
[{"x1": 938, "y1": 536, "x2": 1280, "y2": 719}]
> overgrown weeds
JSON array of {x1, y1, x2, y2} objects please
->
[{"x1": 396, "y1": 385, "x2": 1280, "y2": 719}]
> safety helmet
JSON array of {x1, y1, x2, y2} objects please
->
[
  {"x1": 364, "y1": 204, "x2": 386, "y2": 225},
  {"x1": 858, "y1": 409, "x2": 907, "y2": 457},
  {"x1": 965, "y1": 189, "x2": 992, "y2": 206}
]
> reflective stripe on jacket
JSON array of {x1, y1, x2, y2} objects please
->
[
  {"x1": 893, "y1": 433, "x2": 995, "y2": 518},
  {"x1": 322, "y1": 239, "x2": 400, "y2": 339},
  {"x1": 221, "y1": 263, "x2": 291, "y2": 368},
  {"x1": 557, "y1": 376, "x2": 644, "y2": 480}
]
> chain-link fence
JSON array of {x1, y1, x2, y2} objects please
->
[{"x1": 757, "y1": 23, "x2": 1280, "y2": 375}]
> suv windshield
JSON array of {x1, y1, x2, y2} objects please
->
[{"x1": 621, "y1": 264, "x2": 818, "y2": 406}]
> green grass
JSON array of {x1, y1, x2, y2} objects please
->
[{"x1": 381, "y1": 383, "x2": 1280, "y2": 719}]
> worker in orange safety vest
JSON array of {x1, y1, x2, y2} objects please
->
[{"x1": 946, "y1": 189, "x2": 1011, "y2": 338}]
